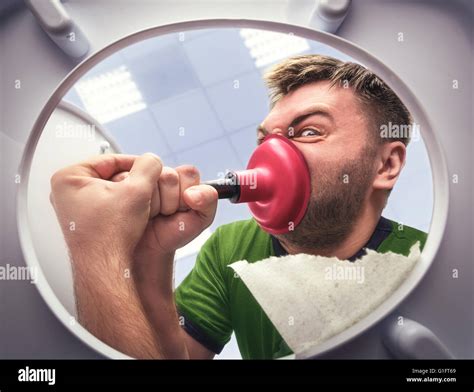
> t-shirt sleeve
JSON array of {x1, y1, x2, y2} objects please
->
[{"x1": 174, "y1": 228, "x2": 233, "y2": 354}]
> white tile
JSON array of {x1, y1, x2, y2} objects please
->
[
  {"x1": 206, "y1": 72, "x2": 269, "y2": 132},
  {"x1": 228, "y1": 124, "x2": 259, "y2": 167},
  {"x1": 151, "y1": 89, "x2": 224, "y2": 153},
  {"x1": 182, "y1": 29, "x2": 256, "y2": 86},
  {"x1": 175, "y1": 136, "x2": 242, "y2": 182},
  {"x1": 105, "y1": 109, "x2": 171, "y2": 157}
]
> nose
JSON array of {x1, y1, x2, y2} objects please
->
[{"x1": 270, "y1": 127, "x2": 286, "y2": 137}]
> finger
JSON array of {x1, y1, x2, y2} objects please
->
[
  {"x1": 150, "y1": 181, "x2": 160, "y2": 218},
  {"x1": 183, "y1": 185, "x2": 218, "y2": 224},
  {"x1": 110, "y1": 170, "x2": 161, "y2": 217},
  {"x1": 72, "y1": 154, "x2": 138, "y2": 179},
  {"x1": 50, "y1": 154, "x2": 138, "y2": 193},
  {"x1": 158, "y1": 167, "x2": 180, "y2": 215},
  {"x1": 128, "y1": 153, "x2": 163, "y2": 193},
  {"x1": 175, "y1": 165, "x2": 200, "y2": 211},
  {"x1": 110, "y1": 171, "x2": 129, "y2": 182}
]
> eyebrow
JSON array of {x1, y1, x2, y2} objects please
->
[{"x1": 257, "y1": 105, "x2": 335, "y2": 135}]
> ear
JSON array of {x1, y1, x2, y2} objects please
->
[{"x1": 372, "y1": 141, "x2": 406, "y2": 191}]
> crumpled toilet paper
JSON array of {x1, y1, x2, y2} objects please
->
[{"x1": 229, "y1": 243, "x2": 421, "y2": 355}]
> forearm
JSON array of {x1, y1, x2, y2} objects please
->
[
  {"x1": 71, "y1": 249, "x2": 183, "y2": 359},
  {"x1": 132, "y1": 249, "x2": 189, "y2": 359}
]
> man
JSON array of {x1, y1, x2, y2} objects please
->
[{"x1": 50, "y1": 55, "x2": 427, "y2": 360}]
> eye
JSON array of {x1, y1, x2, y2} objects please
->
[{"x1": 299, "y1": 128, "x2": 321, "y2": 137}]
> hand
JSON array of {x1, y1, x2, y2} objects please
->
[
  {"x1": 50, "y1": 153, "x2": 167, "y2": 263},
  {"x1": 50, "y1": 153, "x2": 209, "y2": 359},
  {"x1": 111, "y1": 164, "x2": 218, "y2": 258},
  {"x1": 109, "y1": 162, "x2": 218, "y2": 358}
]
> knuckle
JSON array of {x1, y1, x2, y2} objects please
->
[
  {"x1": 49, "y1": 192, "x2": 55, "y2": 207},
  {"x1": 159, "y1": 168, "x2": 179, "y2": 186},
  {"x1": 50, "y1": 169, "x2": 68, "y2": 190},
  {"x1": 177, "y1": 164, "x2": 200, "y2": 180},
  {"x1": 125, "y1": 180, "x2": 150, "y2": 201},
  {"x1": 143, "y1": 152, "x2": 163, "y2": 167}
]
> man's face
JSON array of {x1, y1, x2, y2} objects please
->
[{"x1": 258, "y1": 81, "x2": 379, "y2": 250}]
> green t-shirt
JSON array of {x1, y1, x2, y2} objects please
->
[{"x1": 174, "y1": 217, "x2": 427, "y2": 359}]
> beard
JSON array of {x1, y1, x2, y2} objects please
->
[{"x1": 274, "y1": 145, "x2": 377, "y2": 251}]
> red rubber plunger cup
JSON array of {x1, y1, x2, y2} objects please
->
[{"x1": 203, "y1": 134, "x2": 311, "y2": 234}]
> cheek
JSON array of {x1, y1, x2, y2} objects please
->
[
  {"x1": 298, "y1": 145, "x2": 356, "y2": 200},
  {"x1": 298, "y1": 144, "x2": 342, "y2": 178},
  {"x1": 297, "y1": 147, "x2": 331, "y2": 195}
]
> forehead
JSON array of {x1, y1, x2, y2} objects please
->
[{"x1": 263, "y1": 80, "x2": 362, "y2": 126}]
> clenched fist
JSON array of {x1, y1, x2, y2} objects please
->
[{"x1": 50, "y1": 153, "x2": 218, "y2": 266}]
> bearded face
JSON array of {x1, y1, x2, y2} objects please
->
[{"x1": 274, "y1": 143, "x2": 378, "y2": 251}]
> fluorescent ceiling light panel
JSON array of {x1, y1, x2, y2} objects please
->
[
  {"x1": 75, "y1": 65, "x2": 146, "y2": 123},
  {"x1": 240, "y1": 29, "x2": 310, "y2": 68}
]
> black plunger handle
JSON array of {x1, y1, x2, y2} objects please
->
[{"x1": 202, "y1": 171, "x2": 240, "y2": 202}]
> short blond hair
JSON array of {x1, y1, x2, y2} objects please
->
[{"x1": 263, "y1": 54, "x2": 413, "y2": 145}]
